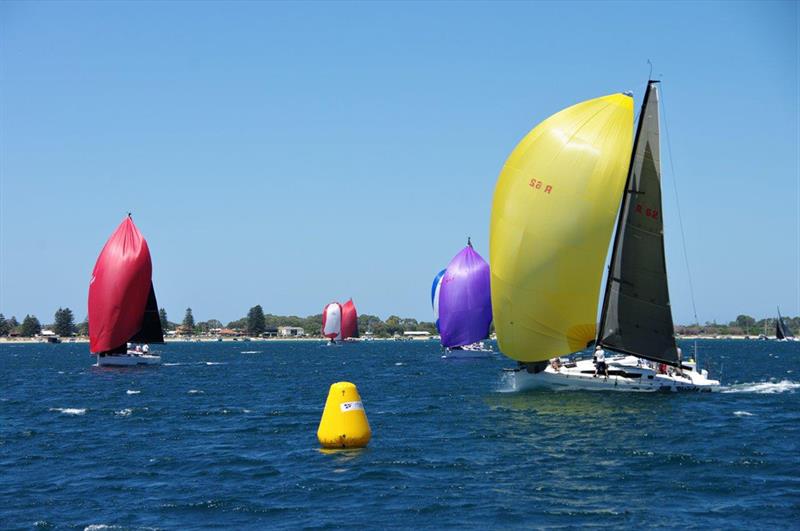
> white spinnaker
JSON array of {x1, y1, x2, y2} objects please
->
[
  {"x1": 323, "y1": 303, "x2": 342, "y2": 339},
  {"x1": 433, "y1": 276, "x2": 443, "y2": 322}
]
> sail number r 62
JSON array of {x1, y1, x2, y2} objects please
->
[{"x1": 529, "y1": 178, "x2": 553, "y2": 194}]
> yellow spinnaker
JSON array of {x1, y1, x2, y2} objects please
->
[{"x1": 490, "y1": 93, "x2": 633, "y2": 362}]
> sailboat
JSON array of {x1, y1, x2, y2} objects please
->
[
  {"x1": 89, "y1": 215, "x2": 164, "y2": 366},
  {"x1": 341, "y1": 299, "x2": 359, "y2": 341},
  {"x1": 776, "y1": 308, "x2": 797, "y2": 341},
  {"x1": 431, "y1": 268, "x2": 446, "y2": 333},
  {"x1": 490, "y1": 81, "x2": 719, "y2": 392},
  {"x1": 321, "y1": 302, "x2": 343, "y2": 344},
  {"x1": 435, "y1": 239, "x2": 493, "y2": 358}
]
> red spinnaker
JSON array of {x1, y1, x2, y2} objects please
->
[
  {"x1": 341, "y1": 299, "x2": 358, "y2": 339},
  {"x1": 88, "y1": 217, "x2": 161, "y2": 354}
]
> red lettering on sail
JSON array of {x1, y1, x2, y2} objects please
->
[{"x1": 529, "y1": 179, "x2": 552, "y2": 194}]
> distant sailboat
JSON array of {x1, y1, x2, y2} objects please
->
[
  {"x1": 430, "y1": 269, "x2": 446, "y2": 332},
  {"x1": 776, "y1": 308, "x2": 796, "y2": 341},
  {"x1": 437, "y1": 239, "x2": 493, "y2": 357},
  {"x1": 322, "y1": 302, "x2": 343, "y2": 343},
  {"x1": 341, "y1": 299, "x2": 359, "y2": 341},
  {"x1": 490, "y1": 82, "x2": 719, "y2": 391},
  {"x1": 89, "y1": 215, "x2": 164, "y2": 366}
]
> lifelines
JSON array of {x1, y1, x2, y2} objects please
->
[{"x1": 317, "y1": 382, "x2": 371, "y2": 449}]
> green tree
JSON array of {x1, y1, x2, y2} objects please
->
[
  {"x1": 246, "y1": 305, "x2": 266, "y2": 336},
  {"x1": 7, "y1": 316, "x2": 19, "y2": 334},
  {"x1": 53, "y1": 307, "x2": 76, "y2": 337},
  {"x1": 182, "y1": 307, "x2": 195, "y2": 335},
  {"x1": 20, "y1": 315, "x2": 42, "y2": 337},
  {"x1": 0, "y1": 314, "x2": 9, "y2": 336},
  {"x1": 205, "y1": 319, "x2": 223, "y2": 330},
  {"x1": 77, "y1": 318, "x2": 89, "y2": 336},
  {"x1": 159, "y1": 308, "x2": 169, "y2": 331},
  {"x1": 734, "y1": 314, "x2": 756, "y2": 334},
  {"x1": 227, "y1": 317, "x2": 247, "y2": 330}
]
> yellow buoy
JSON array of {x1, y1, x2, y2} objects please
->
[{"x1": 317, "y1": 381, "x2": 371, "y2": 449}]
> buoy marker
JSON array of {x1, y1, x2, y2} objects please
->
[{"x1": 317, "y1": 382, "x2": 371, "y2": 449}]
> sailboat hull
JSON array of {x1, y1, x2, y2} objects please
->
[
  {"x1": 96, "y1": 354, "x2": 162, "y2": 367},
  {"x1": 507, "y1": 356, "x2": 719, "y2": 393}
]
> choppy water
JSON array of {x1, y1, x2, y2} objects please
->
[{"x1": 1, "y1": 339, "x2": 798, "y2": 529}]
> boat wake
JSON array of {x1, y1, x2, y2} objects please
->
[
  {"x1": 721, "y1": 380, "x2": 800, "y2": 394},
  {"x1": 50, "y1": 407, "x2": 87, "y2": 415}
]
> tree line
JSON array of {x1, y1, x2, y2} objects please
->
[{"x1": 2, "y1": 308, "x2": 795, "y2": 339}]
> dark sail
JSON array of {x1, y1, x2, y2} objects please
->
[
  {"x1": 129, "y1": 283, "x2": 165, "y2": 345},
  {"x1": 776, "y1": 308, "x2": 793, "y2": 340},
  {"x1": 598, "y1": 81, "x2": 679, "y2": 366}
]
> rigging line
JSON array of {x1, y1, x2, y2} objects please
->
[{"x1": 659, "y1": 85, "x2": 700, "y2": 328}]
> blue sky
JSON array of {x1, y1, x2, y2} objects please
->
[{"x1": 0, "y1": 1, "x2": 797, "y2": 325}]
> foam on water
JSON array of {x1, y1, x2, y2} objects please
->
[
  {"x1": 733, "y1": 410, "x2": 755, "y2": 417},
  {"x1": 126, "y1": 390, "x2": 141, "y2": 395},
  {"x1": 721, "y1": 380, "x2": 800, "y2": 394},
  {"x1": 188, "y1": 389, "x2": 204, "y2": 394},
  {"x1": 240, "y1": 351, "x2": 261, "y2": 354},
  {"x1": 204, "y1": 362, "x2": 225, "y2": 365},
  {"x1": 50, "y1": 408, "x2": 86, "y2": 415},
  {"x1": 115, "y1": 408, "x2": 133, "y2": 417}
]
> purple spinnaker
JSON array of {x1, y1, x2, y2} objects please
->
[{"x1": 438, "y1": 245, "x2": 492, "y2": 348}]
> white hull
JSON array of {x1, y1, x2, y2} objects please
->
[
  {"x1": 442, "y1": 341, "x2": 493, "y2": 359},
  {"x1": 509, "y1": 355, "x2": 719, "y2": 393},
  {"x1": 96, "y1": 354, "x2": 161, "y2": 366}
]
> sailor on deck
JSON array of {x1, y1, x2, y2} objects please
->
[{"x1": 593, "y1": 346, "x2": 608, "y2": 378}]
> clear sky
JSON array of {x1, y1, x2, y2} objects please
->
[{"x1": 1, "y1": 1, "x2": 797, "y2": 326}]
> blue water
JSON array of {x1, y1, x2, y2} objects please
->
[{"x1": 1, "y1": 339, "x2": 798, "y2": 530}]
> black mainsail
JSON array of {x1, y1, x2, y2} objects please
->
[
  {"x1": 776, "y1": 308, "x2": 793, "y2": 340},
  {"x1": 597, "y1": 81, "x2": 680, "y2": 366}
]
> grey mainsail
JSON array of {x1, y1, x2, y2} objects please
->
[
  {"x1": 598, "y1": 81, "x2": 680, "y2": 366},
  {"x1": 776, "y1": 308, "x2": 793, "y2": 340}
]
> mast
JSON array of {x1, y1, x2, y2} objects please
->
[{"x1": 597, "y1": 80, "x2": 681, "y2": 366}]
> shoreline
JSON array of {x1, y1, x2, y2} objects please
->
[{"x1": 0, "y1": 334, "x2": 784, "y2": 345}]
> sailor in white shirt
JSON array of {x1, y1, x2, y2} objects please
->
[{"x1": 594, "y1": 346, "x2": 608, "y2": 378}]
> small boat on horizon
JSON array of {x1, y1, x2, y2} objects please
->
[
  {"x1": 776, "y1": 307, "x2": 797, "y2": 341},
  {"x1": 490, "y1": 81, "x2": 719, "y2": 392},
  {"x1": 88, "y1": 214, "x2": 164, "y2": 367}
]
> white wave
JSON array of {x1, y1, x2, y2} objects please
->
[
  {"x1": 240, "y1": 351, "x2": 261, "y2": 354},
  {"x1": 395, "y1": 362, "x2": 404, "y2": 366},
  {"x1": 188, "y1": 389, "x2": 204, "y2": 394},
  {"x1": 84, "y1": 526, "x2": 124, "y2": 531},
  {"x1": 204, "y1": 361, "x2": 225, "y2": 365},
  {"x1": 163, "y1": 362, "x2": 184, "y2": 366},
  {"x1": 126, "y1": 390, "x2": 141, "y2": 395},
  {"x1": 115, "y1": 408, "x2": 132, "y2": 417},
  {"x1": 722, "y1": 380, "x2": 800, "y2": 394},
  {"x1": 733, "y1": 410, "x2": 754, "y2": 417},
  {"x1": 50, "y1": 407, "x2": 86, "y2": 415},
  {"x1": 242, "y1": 408, "x2": 252, "y2": 413}
]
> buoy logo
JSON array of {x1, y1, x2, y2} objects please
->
[{"x1": 340, "y1": 401, "x2": 364, "y2": 412}]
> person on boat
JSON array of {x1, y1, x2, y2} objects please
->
[
  {"x1": 142, "y1": 344, "x2": 150, "y2": 355},
  {"x1": 550, "y1": 357, "x2": 561, "y2": 371},
  {"x1": 593, "y1": 346, "x2": 608, "y2": 378}
]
